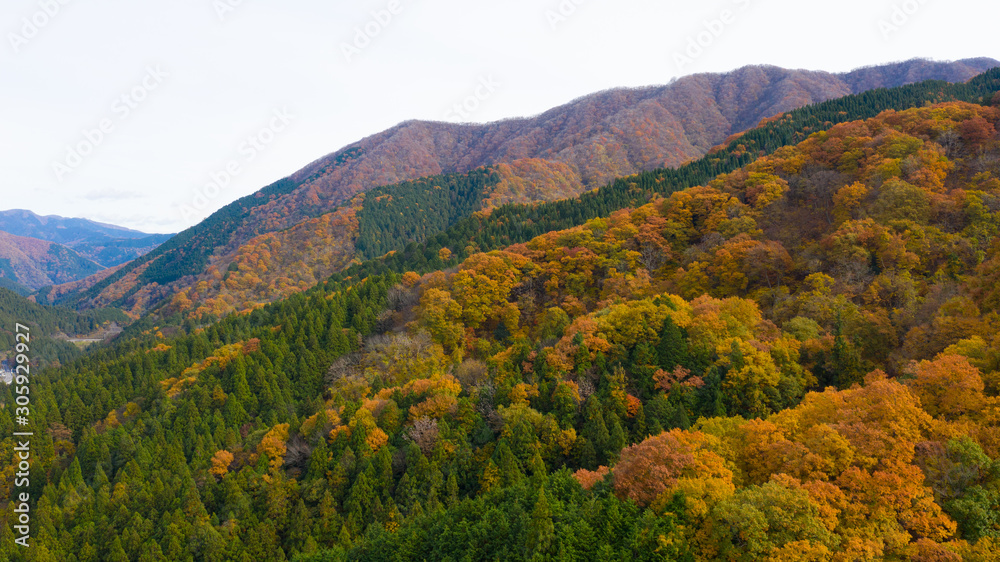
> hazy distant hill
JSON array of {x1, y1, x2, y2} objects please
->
[
  {"x1": 0, "y1": 230, "x2": 104, "y2": 290},
  {"x1": 0, "y1": 209, "x2": 173, "y2": 267},
  {"x1": 0, "y1": 276, "x2": 32, "y2": 296}
]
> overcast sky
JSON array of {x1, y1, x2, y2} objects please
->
[{"x1": 1, "y1": 0, "x2": 997, "y2": 234}]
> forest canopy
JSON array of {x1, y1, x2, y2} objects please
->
[{"x1": 3, "y1": 78, "x2": 1000, "y2": 561}]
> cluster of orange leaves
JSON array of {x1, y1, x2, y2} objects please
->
[{"x1": 575, "y1": 353, "x2": 1000, "y2": 560}]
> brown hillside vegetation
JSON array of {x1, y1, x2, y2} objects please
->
[
  {"x1": 251, "y1": 59, "x2": 999, "y2": 240},
  {"x1": 68, "y1": 59, "x2": 1000, "y2": 320},
  {"x1": 0, "y1": 231, "x2": 104, "y2": 289},
  {"x1": 35, "y1": 263, "x2": 128, "y2": 305},
  {"x1": 167, "y1": 206, "x2": 361, "y2": 318}
]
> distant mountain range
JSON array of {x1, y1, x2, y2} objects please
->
[
  {"x1": 0, "y1": 230, "x2": 104, "y2": 292},
  {"x1": 45, "y1": 58, "x2": 1000, "y2": 319},
  {"x1": 0, "y1": 209, "x2": 173, "y2": 268}
]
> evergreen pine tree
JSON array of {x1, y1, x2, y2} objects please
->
[
  {"x1": 607, "y1": 414, "x2": 627, "y2": 460},
  {"x1": 527, "y1": 489, "x2": 555, "y2": 556},
  {"x1": 657, "y1": 316, "x2": 687, "y2": 370}
]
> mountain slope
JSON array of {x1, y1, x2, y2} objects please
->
[
  {"x1": 0, "y1": 230, "x2": 105, "y2": 290},
  {"x1": 261, "y1": 58, "x2": 1000, "y2": 233},
  {"x1": 0, "y1": 209, "x2": 174, "y2": 267},
  {"x1": 59, "y1": 59, "x2": 1000, "y2": 320},
  {"x1": 10, "y1": 96, "x2": 1000, "y2": 561},
  {"x1": 0, "y1": 276, "x2": 32, "y2": 296},
  {"x1": 0, "y1": 287, "x2": 128, "y2": 367},
  {"x1": 270, "y1": 97, "x2": 1000, "y2": 560},
  {"x1": 34, "y1": 263, "x2": 129, "y2": 306}
]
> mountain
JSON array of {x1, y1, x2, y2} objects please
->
[
  {"x1": 0, "y1": 230, "x2": 105, "y2": 290},
  {"x1": 11, "y1": 94, "x2": 1000, "y2": 560},
  {"x1": 56, "y1": 59, "x2": 1000, "y2": 320},
  {"x1": 0, "y1": 209, "x2": 174, "y2": 268},
  {"x1": 257, "y1": 57, "x2": 1000, "y2": 233}
]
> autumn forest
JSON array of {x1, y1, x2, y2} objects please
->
[{"x1": 4, "y1": 67, "x2": 1000, "y2": 561}]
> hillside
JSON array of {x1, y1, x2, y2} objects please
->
[
  {"x1": 270, "y1": 58, "x2": 1000, "y2": 232},
  {"x1": 0, "y1": 276, "x2": 32, "y2": 296},
  {"x1": 0, "y1": 230, "x2": 104, "y2": 290},
  {"x1": 33, "y1": 263, "x2": 129, "y2": 306},
  {"x1": 0, "y1": 209, "x2": 173, "y2": 268},
  {"x1": 343, "y1": 99, "x2": 1000, "y2": 561},
  {"x1": 0, "y1": 287, "x2": 129, "y2": 368},
  {"x1": 141, "y1": 67, "x2": 1000, "y2": 324},
  {"x1": 4, "y1": 97, "x2": 1000, "y2": 560},
  {"x1": 56, "y1": 59, "x2": 998, "y2": 320}
]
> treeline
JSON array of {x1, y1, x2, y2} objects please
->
[{"x1": 301, "y1": 472, "x2": 685, "y2": 561}]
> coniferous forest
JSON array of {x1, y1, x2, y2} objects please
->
[{"x1": 4, "y1": 68, "x2": 1000, "y2": 561}]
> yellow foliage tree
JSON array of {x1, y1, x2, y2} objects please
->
[
  {"x1": 257, "y1": 423, "x2": 290, "y2": 471},
  {"x1": 210, "y1": 450, "x2": 235, "y2": 478}
]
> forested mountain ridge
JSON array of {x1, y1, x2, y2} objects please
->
[
  {"x1": 4, "y1": 90, "x2": 1000, "y2": 559},
  {"x1": 319, "y1": 69, "x2": 1000, "y2": 287},
  {"x1": 274, "y1": 58, "x2": 1000, "y2": 230},
  {"x1": 0, "y1": 209, "x2": 173, "y2": 268},
  {"x1": 0, "y1": 209, "x2": 150, "y2": 241},
  {"x1": 0, "y1": 230, "x2": 104, "y2": 290},
  {"x1": 52, "y1": 59, "x2": 998, "y2": 321},
  {"x1": 32, "y1": 263, "x2": 128, "y2": 307}
]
